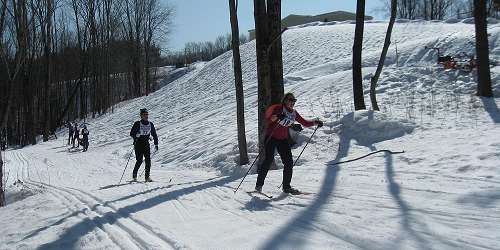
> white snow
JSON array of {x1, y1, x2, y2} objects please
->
[{"x1": 1, "y1": 20, "x2": 500, "y2": 250}]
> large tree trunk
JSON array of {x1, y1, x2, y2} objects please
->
[
  {"x1": 229, "y1": 0, "x2": 249, "y2": 165},
  {"x1": 353, "y1": 0, "x2": 367, "y2": 110},
  {"x1": 43, "y1": 0, "x2": 53, "y2": 141},
  {"x1": 267, "y1": 0, "x2": 284, "y2": 104},
  {"x1": 0, "y1": 150, "x2": 4, "y2": 207},
  {"x1": 370, "y1": 0, "x2": 397, "y2": 111},
  {"x1": 253, "y1": 0, "x2": 272, "y2": 150},
  {"x1": 474, "y1": 0, "x2": 493, "y2": 97}
]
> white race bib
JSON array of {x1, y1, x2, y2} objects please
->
[
  {"x1": 137, "y1": 122, "x2": 151, "y2": 137},
  {"x1": 278, "y1": 107, "x2": 296, "y2": 127}
]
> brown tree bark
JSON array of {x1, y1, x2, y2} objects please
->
[
  {"x1": 42, "y1": 0, "x2": 53, "y2": 141},
  {"x1": 353, "y1": 0, "x2": 367, "y2": 110},
  {"x1": 229, "y1": 0, "x2": 249, "y2": 165},
  {"x1": 253, "y1": 0, "x2": 272, "y2": 150},
  {"x1": 370, "y1": 0, "x2": 397, "y2": 111},
  {"x1": 267, "y1": 0, "x2": 284, "y2": 105},
  {"x1": 474, "y1": 0, "x2": 493, "y2": 97}
]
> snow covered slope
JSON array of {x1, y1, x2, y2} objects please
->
[{"x1": 1, "y1": 20, "x2": 500, "y2": 249}]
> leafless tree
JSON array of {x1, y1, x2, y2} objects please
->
[
  {"x1": 353, "y1": 0, "x2": 367, "y2": 110},
  {"x1": 370, "y1": 0, "x2": 397, "y2": 111},
  {"x1": 253, "y1": 0, "x2": 284, "y2": 152},
  {"x1": 228, "y1": 0, "x2": 249, "y2": 165},
  {"x1": 474, "y1": 0, "x2": 493, "y2": 97}
]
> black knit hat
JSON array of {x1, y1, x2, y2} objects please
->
[
  {"x1": 140, "y1": 108, "x2": 148, "y2": 114},
  {"x1": 281, "y1": 93, "x2": 296, "y2": 104}
]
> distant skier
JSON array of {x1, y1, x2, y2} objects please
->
[
  {"x1": 130, "y1": 108, "x2": 159, "y2": 182},
  {"x1": 256, "y1": 93, "x2": 323, "y2": 195},
  {"x1": 67, "y1": 121, "x2": 74, "y2": 145},
  {"x1": 72, "y1": 123, "x2": 79, "y2": 148},
  {"x1": 81, "y1": 125, "x2": 89, "y2": 152}
]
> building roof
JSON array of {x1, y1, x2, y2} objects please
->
[{"x1": 249, "y1": 11, "x2": 374, "y2": 35}]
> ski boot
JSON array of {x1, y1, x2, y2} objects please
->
[{"x1": 283, "y1": 186, "x2": 301, "y2": 195}]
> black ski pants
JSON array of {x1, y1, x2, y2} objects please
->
[
  {"x1": 133, "y1": 141, "x2": 151, "y2": 179},
  {"x1": 256, "y1": 137, "x2": 294, "y2": 189}
]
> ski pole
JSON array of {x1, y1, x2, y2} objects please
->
[
  {"x1": 278, "y1": 125, "x2": 319, "y2": 189},
  {"x1": 233, "y1": 125, "x2": 279, "y2": 194},
  {"x1": 118, "y1": 146, "x2": 135, "y2": 184}
]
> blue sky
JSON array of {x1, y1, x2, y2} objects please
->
[{"x1": 164, "y1": 0, "x2": 385, "y2": 52}]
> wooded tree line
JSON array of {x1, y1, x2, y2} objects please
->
[
  {"x1": 380, "y1": 0, "x2": 500, "y2": 20},
  {"x1": 0, "y1": 0, "x2": 173, "y2": 147},
  {"x1": 163, "y1": 33, "x2": 249, "y2": 68}
]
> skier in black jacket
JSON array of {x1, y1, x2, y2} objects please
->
[
  {"x1": 130, "y1": 108, "x2": 158, "y2": 182},
  {"x1": 67, "y1": 121, "x2": 74, "y2": 145},
  {"x1": 81, "y1": 125, "x2": 90, "y2": 152}
]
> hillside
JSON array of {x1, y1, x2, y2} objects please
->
[{"x1": 1, "y1": 20, "x2": 499, "y2": 249}]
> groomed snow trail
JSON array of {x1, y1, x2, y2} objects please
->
[{"x1": 1, "y1": 20, "x2": 500, "y2": 249}]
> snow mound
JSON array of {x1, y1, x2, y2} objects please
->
[
  {"x1": 444, "y1": 18, "x2": 460, "y2": 24},
  {"x1": 462, "y1": 18, "x2": 475, "y2": 24},
  {"x1": 332, "y1": 111, "x2": 415, "y2": 146}
]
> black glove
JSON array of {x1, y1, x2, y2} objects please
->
[
  {"x1": 277, "y1": 113, "x2": 286, "y2": 121},
  {"x1": 291, "y1": 124, "x2": 303, "y2": 132},
  {"x1": 315, "y1": 120, "x2": 324, "y2": 128},
  {"x1": 155, "y1": 145, "x2": 159, "y2": 151}
]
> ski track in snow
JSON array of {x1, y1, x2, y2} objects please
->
[{"x1": 1, "y1": 20, "x2": 500, "y2": 249}]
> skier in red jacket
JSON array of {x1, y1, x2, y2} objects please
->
[{"x1": 256, "y1": 92, "x2": 323, "y2": 194}]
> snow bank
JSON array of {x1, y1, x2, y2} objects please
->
[{"x1": 332, "y1": 111, "x2": 415, "y2": 146}]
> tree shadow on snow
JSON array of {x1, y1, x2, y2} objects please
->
[
  {"x1": 384, "y1": 152, "x2": 430, "y2": 249},
  {"x1": 384, "y1": 152, "x2": 460, "y2": 249},
  {"x1": 260, "y1": 135, "x2": 385, "y2": 250},
  {"x1": 99, "y1": 177, "x2": 222, "y2": 205},
  {"x1": 35, "y1": 175, "x2": 238, "y2": 250},
  {"x1": 480, "y1": 97, "x2": 500, "y2": 123},
  {"x1": 456, "y1": 188, "x2": 500, "y2": 208}
]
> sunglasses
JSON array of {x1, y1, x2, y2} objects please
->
[{"x1": 288, "y1": 98, "x2": 297, "y2": 103}]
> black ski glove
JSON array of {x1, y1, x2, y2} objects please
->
[
  {"x1": 315, "y1": 120, "x2": 324, "y2": 128},
  {"x1": 291, "y1": 124, "x2": 303, "y2": 132},
  {"x1": 276, "y1": 113, "x2": 286, "y2": 121}
]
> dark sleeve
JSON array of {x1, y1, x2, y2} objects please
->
[
  {"x1": 130, "y1": 121, "x2": 139, "y2": 139},
  {"x1": 151, "y1": 122, "x2": 158, "y2": 145}
]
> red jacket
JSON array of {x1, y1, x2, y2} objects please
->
[{"x1": 265, "y1": 104, "x2": 315, "y2": 140}]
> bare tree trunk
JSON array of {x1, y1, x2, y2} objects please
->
[
  {"x1": 42, "y1": 0, "x2": 53, "y2": 141},
  {"x1": 0, "y1": 150, "x2": 4, "y2": 207},
  {"x1": 474, "y1": 0, "x2": 493, "y2": 97},
  {"x1": 267, "y1": 0, "x2": 284, "y2": 104},
  {"x1": 353, "y1": 0, "x2": 367, "y2": 110},
  {"x1": 370, "y1": 0, "x2": 397, "y2": 111},
  {"x1": 0, "y1": 0, "x2": 6, "y2": 207},
  {"x1": 229, "y1": 0, "x2": 249, "y2": 165},
  {"x1": 253, "y1": 0, "x2": 272, "y2": 150}
]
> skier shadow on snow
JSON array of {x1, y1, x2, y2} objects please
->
[
  {"x1": 35, "y1": 175, "x2": 239, "y2": 250},
  {"x1": 480, "y1": 97, "x2": 500, "y2": 123},
  {"x1": 243, "y1": 192, "x2": 289, "y2": 212},
  {"x1": 261, "y1": 112, "x2": 440, "y2": 250},
  {"x1": 261, "y1": 134, "x2": 383, "y2": 250}
]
